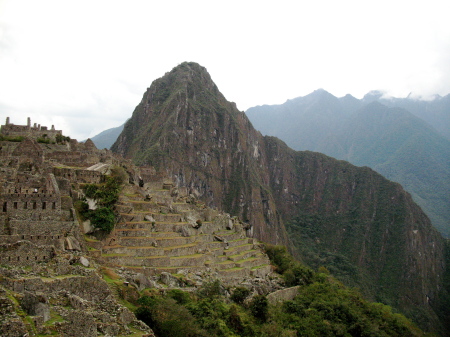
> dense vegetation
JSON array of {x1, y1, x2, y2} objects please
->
[
  {"x1": 76, "y1": 166, "x2": 127, "y2": 233},
  {"x1": 129, "y1": 245, "x2": 424, "y2": 337}
]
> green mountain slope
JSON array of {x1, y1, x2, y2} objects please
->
[{"x1": 246, "y1": 92, "x2": 450, "y2": 237}]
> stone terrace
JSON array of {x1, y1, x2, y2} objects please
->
[{"x1": 92, "y1": 181, "x2": 272, "y2": 285}]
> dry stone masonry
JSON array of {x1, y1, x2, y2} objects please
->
[
  {"x1": 0, "y1": 119, "x2": 154, "y2": 336},
  {"x1": 0, "y1": 118, "x2": 277, "y2": 336}
]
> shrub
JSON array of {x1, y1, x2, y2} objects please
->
[
  {"x1": 283, "y1": 265, "x2": 314, "y2": 287},
  {"x1": 55, "y1": 134, "x2": 71, "y2": 144},
  {"x1": 231, "y1": 287, "x2": 251, "y2": 304},
  {"x1": 90, "y1": 207, "x2": 115, "y2": 233},
  {"x1": 136, "y1": 296, "x2": 207, "y2": 337},
  {"x1": 167, "y1": 289, "x2": 191, "y2": 305},
  {"x1": 264, "y1": 244, "x2": 293, "y2": 274},
  {"x1": 196, "y1": 280, "x2": 224, "y2": 298},
  {"x1": 249, "y1": 295, "x2": 268, "y2": 322}
]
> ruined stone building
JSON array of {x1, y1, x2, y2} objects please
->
[{"x1": 1, "y1": 117, "x2": 62, "y2": 141}]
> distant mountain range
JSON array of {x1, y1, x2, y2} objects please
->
[
  {"x1": 246, "y1": 89, "x2": 450, "y2": 237},
  {"x1": 87, "y1": 123, "x2": 125, "y2": 149}
]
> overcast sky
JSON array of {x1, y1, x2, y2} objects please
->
[{"x1": 1, "y1": 0, "x2": 449, "y2": 141}]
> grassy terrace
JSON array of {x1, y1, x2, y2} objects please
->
[
  {"x1": 235, "y1": 257, "x2": 259, "y2": 264},
  {"x1": 227, "y1": 243, "x2": 253, "y2": 250},
  {"x1": 132, "y1": 256, "x2": 168, "y2": 259},
  {"x1": 227, "y1": 249, "x2": 258, "y2": 259},
  {"x1": 101, "y1": 253, "x2": 129, "y2": 257},
  {"x1": 163, "y1": 243, "x2": 197, "y2": 250},
  {"x1": 120, "y1": 245, "x2": 160, "y2": 249},
  {"x1": 219, "y1": 267, "x2": 245, "y2": 272},
  {"x1": 216, "y1": 260, "x2": 235, "y2": 266},
  {"x1": 170, "y1": 253, "x2": 204, "y2": 259},
  {"x1": 251, "y1": 264, "x2": 270, "y2": 270}
]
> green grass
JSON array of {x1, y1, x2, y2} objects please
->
[
  {"x1": 251, "y1": 264, "x2": 270, "y2": 270},
  {"x1": 235, "y1": 257, "x2": 258, "y2": 264},
  {"x1": 171, "y1": 254, "x2": 204, "y2": 259},
  {"x1": 44, "y1": 310, "x2": 65, "y2": 326},
  {"x1": 216, "y1": 260, "x2": 235, "y2": 265},
  {"x1": 227, "y1": 249, "x2": 257, "y2": 259},
  {"x1": 221, "y1": 267, "x2": 244, "y2": 272},
  {"x1": 84, "y1": 235, "x2": 100, "y2": 242}
]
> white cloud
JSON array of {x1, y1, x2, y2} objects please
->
[{"x1": 1, "y1": 0, "x2": 449, "y2": 140}]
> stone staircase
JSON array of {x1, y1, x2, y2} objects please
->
[{"x1": 93, "y1": 181, "x2": 272, "y2": 283}]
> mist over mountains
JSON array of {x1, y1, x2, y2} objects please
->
[{"x1": 246, "y1": 90, "x2": 450, "y2": 237}]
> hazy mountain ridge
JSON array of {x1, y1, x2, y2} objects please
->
[
  {"x1": 87, "y1": 122, "x2": 125, "y2": 149},
  {"x1": 246, "y1": 91, "x2": 450, "y2": 237},
  {"x1": 110, "y1": 62, "x2": 449, "y2": 333}
]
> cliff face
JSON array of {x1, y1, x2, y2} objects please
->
[
  {"x1": 264, "y1": 137, "x2": 446, "y2": 327},
  {"x1": 111, "y1": 62, "x2": 288, "y2": 246},
  {"x1": 111, "y1": 62, "x2": 448, "y2": 333}
]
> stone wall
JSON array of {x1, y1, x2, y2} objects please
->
[
  {"x1": 9, "y1": 220, "x2": 74, "y2": 236},
  {"x1": 0, "y1": 241, "x2": 56, "y2": 266},
  {"x1": 0, "y1": 234, "x2": 64, "y2": 249},
  {"x1": 1, "y1": 193, "x2": 61, "y2": 219},
  {"x1": 53, "y1": 167, "x2": 104, "y2": 184},
  {"x1": 267, "y1": 286, "x2": 301, "y2": 305}
]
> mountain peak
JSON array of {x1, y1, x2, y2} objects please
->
[
  {"x1": 362, "y1": 90, "x2": 385, "y2": 102},
  {"x1": 309, "y1": 88, "x2": 334, "y2": 98}
]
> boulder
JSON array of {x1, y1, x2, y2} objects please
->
[
  {"x1": 79, "y1": 256, "x2": 90, "y2": 267},
  {"x1": 180, "y1": 226, "x2": 191, "y2": 237},
  {"x1": 82, "y1": 219, "x2": 95, "y2": 234},
  {"x1": 21, "y1": 291, "x2": 50, "y2": 322},
  {"x1": 65, "y1": 236, "x2": 81, "y2": 251},
  {"x1": 159, "y1": 272, "x2": 180, "y2": 287},
  {"x1": 226, "y1": 219, "x2": 234, "y2": 230},
  {"x1": 132, "y1": 273, "x2": 157, "y2": 291},
  {"x1": 144, "y1": 215, "x2": 155, "y2": 222}
]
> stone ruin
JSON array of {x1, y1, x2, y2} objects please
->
[
  {"x1": 0, "y1": 120, "x2": 154, "y2": 336},
  {"x1": 1, "y1": 117, "x2": 62, "y2": 142},
  {"x1": 0, "y1": 119, "x2": 280, "y2": 336}
]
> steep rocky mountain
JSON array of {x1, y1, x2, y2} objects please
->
[
  {"x1": 111, "y1": 62, "x2": 450, "y2": 333},
  {"x1": 111, "y1": 62, "x2": 289, "y2": 247},
  {"x1": 246, "y1": 91, "x2": 450, "y2": 237},
  {"x1": 86, "y1": 122, "x2": 125, "y2": 149}
]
